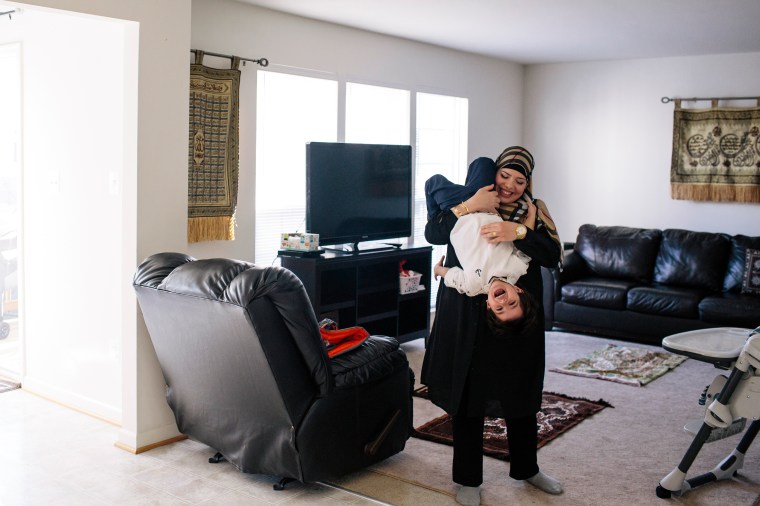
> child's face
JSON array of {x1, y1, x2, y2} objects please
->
[{"x1": 486, "y1": 279, "x2": 524, "y2": 322}]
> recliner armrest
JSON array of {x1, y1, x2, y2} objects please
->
[{"x1": 330, "y1": 335, "x2": 409, "y2": 389}]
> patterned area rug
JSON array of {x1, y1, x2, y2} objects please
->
[
  {"x1": 412, "y1": 386, "x2": 611, "y2": 461},
  {"x1": 550, "y1": 344, "x2": 687, "y2": 386},
  {"x1": 0, "y1": 379, "x2": 20, "y2": 393}
]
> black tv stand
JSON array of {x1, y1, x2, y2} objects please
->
[
  {"x1": 279, "y1": 245, "x2": 432, "y2": 344},
  {"x1": 324, "y1": 242, "x2": 399, "y2": 254}
]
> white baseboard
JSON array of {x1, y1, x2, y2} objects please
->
[
  {"x1": 21, "y1": 375, "x2": 120, "y2": 424},
  {"x1": 117, "y1": 422, "x2": 183, "y2": 454}
]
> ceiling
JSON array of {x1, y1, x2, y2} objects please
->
[{"x1": 237, "y1": 0, "x2": 760, "y2": 64}]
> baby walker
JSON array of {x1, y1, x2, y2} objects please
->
[{"x1": 657, "y1": 326, "x2": 760, "y2": 499}]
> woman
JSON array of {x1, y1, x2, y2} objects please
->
[{"x1": 421, "y1": 146, "x2": 563, "y2": 506}]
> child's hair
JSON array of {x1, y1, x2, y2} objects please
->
[{"x1": 486, "y1": 289, "x2": 538, "y2": 337}]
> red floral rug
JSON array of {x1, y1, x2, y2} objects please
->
[{"x1": 412, "y1": 386, "x2": 612, "y2": 461}]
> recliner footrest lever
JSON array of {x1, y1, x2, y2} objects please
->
[{"x1": 364, "y1": 409, "x2": 401, "y2": 456}]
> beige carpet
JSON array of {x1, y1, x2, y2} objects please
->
[{"x1": 334, "y1": 331, "x2": 760, "y2": 505}]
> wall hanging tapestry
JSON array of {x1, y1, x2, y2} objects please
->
[
  {"x1": 412, "y1": 386, "x2": 611, "y2": 461},
  {"x1": 670, "y1": 100, "x2": 760, "y2": 202},
  {"x1": 188, "y1": 51, "x2": 241, "y2": 242},
  {"x1": 550, "y1": 344, "x2": 687, "y2": 386}
]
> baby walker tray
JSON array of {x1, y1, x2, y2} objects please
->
[{"x1": 661, "y1": 327, "x2": 751, "y2": 368}]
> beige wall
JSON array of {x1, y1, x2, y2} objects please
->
[{"x1": 525, "y1": 53, "x2": 760, "y2": 241}]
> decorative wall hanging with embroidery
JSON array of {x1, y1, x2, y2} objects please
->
[
  {"x1": 670, "y1": 100, "x2": 760, "y2": 202},
  {"x1": 187, "y1": 51, "x2": 241, "y2": 242}
]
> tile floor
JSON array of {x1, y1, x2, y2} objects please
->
[{"x1": 0, "y1": 388, "x2": 391, "y2": 506}]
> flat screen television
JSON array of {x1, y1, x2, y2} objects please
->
[{"x1": 306, "y1": 142, "x2": 412, "y2": 251}]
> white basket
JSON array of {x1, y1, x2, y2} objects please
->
[{"x1": 399, "y1": 272, "x2": 422, "y2": 294}]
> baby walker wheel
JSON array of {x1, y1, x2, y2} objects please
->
[{"x1": 655, "y1": 485, "x2": 672, "y2": 499}]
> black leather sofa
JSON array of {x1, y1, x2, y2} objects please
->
[
  {"x1": 543, "y1": 224, "x2": 760, "y2": 344},
  {"x1": 133, "y1": 253, "x2": 413, "y2": 486}
]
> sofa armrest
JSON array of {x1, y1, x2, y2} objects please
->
[
  {"x1": 541, "y1": 266, "x2": 558, "y2": 329},
  {"x1": 559, "y1": 249, "x2": 591, "y2": 284},
  {"x1": 542, "y1": 244, "x2": 586, "y2": 328}
]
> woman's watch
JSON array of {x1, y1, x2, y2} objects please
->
[{"x1": 515, "y1": 224, "x2": 528, "y2": 240}]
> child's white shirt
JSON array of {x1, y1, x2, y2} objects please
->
[{"x1": 443, "y1": 212, "x2": 531, "y2": 297}]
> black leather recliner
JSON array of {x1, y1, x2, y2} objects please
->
[{"x1": 133, "y1": 252, "x2": 413, "y2": 486}]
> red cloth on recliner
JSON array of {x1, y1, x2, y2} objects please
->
[{"x1": 320, "y1": 326, "x2": 370, "y2": 358}]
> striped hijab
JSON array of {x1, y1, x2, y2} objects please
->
[
  {"x1": 498, "y1": 193, "x2": 563, "y2": 267},
  {"x1": 495, "y1": 146, "x2": 562, "y2": 266}
]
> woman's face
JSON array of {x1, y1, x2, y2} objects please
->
[{"x1": 494, "y1": 167, "x2": 528, "y2": 204}]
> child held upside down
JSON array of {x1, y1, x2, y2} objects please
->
[{"x1": 426, "y1": 157, "x2": 538, "y2": 334}]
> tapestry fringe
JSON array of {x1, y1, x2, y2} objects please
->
[
  {"x1": 188, "y1": 216, "x2": 235, "y2": 243},
  {"x1": 671, "y1": 183, "x2": 760, "y2": 203}
]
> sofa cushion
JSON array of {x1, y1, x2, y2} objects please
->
[
  {"x1": 574, "y1": 224, "x2": 662, "y2": 282},
  {"x1": 742, "y1": 248, "x2": 760, "y2": 295},
  {"x1": 723, "y1": 235, "x2": 760, "y2": 292},
  {"x1": 627, "y1": 285, "x2": 704, "y2": 318},
  {"x1": 653, "y1": 229, "x2": 730, "y2": 292},
  {"x1": 561, "y1": 278, "x2": 639, "y2": 310},
  {"x1": 699, "y1": 293, "x2": 760, "y2": 327}
]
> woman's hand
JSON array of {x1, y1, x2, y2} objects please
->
[
  {"x1": 464, "y1": 184, "x2": 500, "y2": 213},
  {"x1": 433, "y1": 255, "x2": 449, "y2": 280},
  {"x1": 479, "y1": 220, "x2": 522, "y2": 244},
  {"x1": 523, "y1": 195, "x2": 537, "y2": 230}
]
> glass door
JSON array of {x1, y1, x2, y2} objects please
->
[{"x1": 0, "y1": 42, "x2": 21, "y2": 378}]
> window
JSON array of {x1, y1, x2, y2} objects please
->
[
  {"x1": 0, "y1": 43, "x2": 20, "y2": 375},
  {"x1": 414, "y1": 92, "x2": 469, "y2": 305},
  {"x1": 255, "y1": 73, "x2": 469, "y2": 310},
  {"x1": 346, "y1": 82, "x2": 410, "y2": 145},
  {"x1": 255, "y1": 71, "x2": 337, "y2": 265},
  {"x1": 345, "y1": 82, "x2": 411, "y2": 248}
]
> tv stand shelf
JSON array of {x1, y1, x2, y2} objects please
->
[{"x1": 279, "y1": 245, "x2": 432, "y2": 344}]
